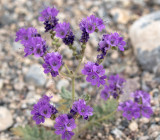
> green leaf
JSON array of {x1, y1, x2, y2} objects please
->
[
  {"x1": 81, "y1": 94, "x2": 91, "y2": 102},
  {"x1": 12, "y1": 125, "x2": 57, "y2": 140},
  {"x1": 90, "y1": 99, "x2": 118, "y2": 121},
  {"x1": 60, "y1": 87, "x2": 72, "y2": 100}
]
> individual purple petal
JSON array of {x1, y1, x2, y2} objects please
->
[
  {"x1": 85, "y1": 22, "x2": 95, "y2": 33},
  {"x1": 32, "y1": 113, "x2": 45, "y2": 125},
  {"x1": 141, "y1": 106, "x2": 153, "y2": 118},
  {"x1": 86, "y1": 72, "x2": 99, "y2": 86},
  {"x1": 65, "y1": 118, "x2": 76, "y2": 131},
  {"x1": 54, "y1": 122, "x2": 66, "y2": 135},
  {"x1": 81, "y1": 62, "x2": 94, "y2": 75},
  {"x1": 100, "y1": 86, "x2": 110, "y2": 100},
  {"x1": 39, "y1": 104, "x2": 52, "y2": 118},
  {"x1": 61, "y1": 130, "x2": 74, "y2": 140},
  {"x1": 43, "y1": 52, "x2": 62, "y2": 77},
  {"x1": 55, "y1": 22, "x2": 70, "y2": 38},
  {"x1": 93, "y1": 65, "x2": 105, "y2": 76},
  {"x1": 122, "y1": 107, "x2": 133, "y2": 120}
]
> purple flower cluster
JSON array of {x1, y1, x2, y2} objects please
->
[
  {"x1": 79, "y1": 15, "x2": 105, "y2": 43},
  {"x1": 55, "y1": 22, "x2": 75, "y2": 45},
  {"x1": 97, "y1": 32, "x2": 126, "y2": 59},
  {"x1": 69, "y1": 99, "x2": 93, "y2": 120},
  {"x1": 43, "y1": 52, "x2": 63, "y2": 77},
  {"x1": 82, "y1": 62, "x2": 107, "y2": 87},
  {"x1": 39, "y1": 6, "x2": 59, "y2": 32},
  {"x1": 31, "y1": 95, "x2": 58, "y2": 124},
  {"x1": 118, "y1": 90, "x2": 153, "y2": 120},
  {"x1": 101, "y1": 74, "x2": 126, "y2": 100},
  {"x1": 54, "y1": 114, "x2": 76, "y2": 140},
  {"x1": 15, "y1": 27, "x2": 47, "y2": 57}
]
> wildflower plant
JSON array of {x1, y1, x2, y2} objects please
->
[{"x1": 15, "y1": 6, "x2": 153, "y2": 140}]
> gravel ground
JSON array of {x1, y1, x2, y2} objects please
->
[{"x1": 0, "y1": 0, "x2": 160, "y2": 140}]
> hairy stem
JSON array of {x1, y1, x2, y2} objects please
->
[{"x1": 64, "y1": 63, "x2": 71, "y2": 74}]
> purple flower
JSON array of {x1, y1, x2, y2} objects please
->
[
  {"x1": 93, "y1": 64, "x2": 105, "y2": 76},
  {"x1": 32, "y1": 113, "x2": 45, "y2": 125},
  {"x1": 82, "y1": 62, "x2": 106, "y2": 87},
  {"x1": 97, "y1": 75, "x2": 107, "y2": 87},
  {"x1": 65, "y1": 118, "x2": 76, "y2": 131},
  {"x1": 100, "y1": 74, "x2": 125, "y2": 100},
  {"x1": 82, "y1": 62, "x2": 94, "y2": 75},
  {"x1": 141, "y1": 106, "x2": 153, "y2": 118},
  {"x1": 97, "y1": 32, "x2": 126, "y2": 61},
  {"x1": 117, "y1": 37, "x2": 126, "y2": 51},
  {"x1": 54, "y1": 114, "x2": 76, "y2": 140},
  {"x1": 39, "y1": 104, "x2": 52, "y2": 118},
  {"x1": 43, "y1": 52, "x2": 63, "y2": 77},
  {"x1": 55, "y1": 22, "x2": 75, "y2": 45},
  {"x1": 79, "y1": 15, "x2": 105, "y2": 33},
  {"x1": 79, "y1": 28, "x2": 89, "y2": 43},
  {"x1": 107, "y1": 32, "x2": 119, "y2": 47},
  {"x1": 71, "y1": 99, "x2": 93, "y2": 120},
  {"x1": 54, "y1": 122, "x2": 66, "y2": 135},
  {"x1": 55, "y1": 114, "x2": 68, "y2": 124},
  {"x1": 31, "y1": 95, "x2": 58, "y2": 124},
  {"x1": 39, "y1": 6, "x2": 59, "y2": 22},
  {"x1": 132, "y1": 90, "x2": 150, "y2": 106},
  {"x1": 61, "y1": 130, "x2": 74, "y2": 140},
  {"x1": 15, "y1": 27, "x2": 47, "y2": 57},
  {"x1": 86, "y1": 72, "x2": 99, "y2": 86},
  {"x1": 118, "y1": 90, "x2": 153, "y2": 120},
  {"x1": 55, "y1": 22, "x2": 70, "y2": 38},
  {"x1": 15, "y1": 27, "x2": 38, "y2": 45},
  {"x1": 85, "y1": 22, "x2": 95, "y2": 34},
  {"x1": 32, "y1": 37, "x2": 47, "y2": 57},
  {"x1": 62, "y1": 32, "x2": 75, "y2": 45},
  {"x1": 39, "y1": 6, "x2": 59, "y2": 32},
  {"x1": 122, "y1": 106, "x2": 133, "y2": 120},
  {"x1": 79, "y1": 15, "x2": 105, "y2": 43},
  {"x1": 100, "y1": 86, "x2": 110, "y2": 101}
]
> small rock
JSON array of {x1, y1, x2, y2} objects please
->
[
  {"x1": 21, "y1": 103, "x2": 27, "y2": 109},
  {"x1": 149, "y1": 124, "x2": 160, "y2": 134},
  {"x1": 86, "y1": 134, "x2": 91, "y2": 139},
  {"x1": 151, "y1": 132, "x2": 160, "y2": 138},
  {"x1": 25, "y1": 64, "x2": 46, "y2": 87},
  {"x1": 129, "y1": 121, "x2": 138, "y2": 131},
  {"x1": 26, "y1": 92, "x2": 41, "y2": 105},
  {"x1": 12, "y1": 42, "x2": 23, "y2": 51},
  {"x1": 129, "y1": 11, "x2": 160, "y2": 72},
  {"x1": 0, "y1": 107, "x2": 13, "y2": 131},
  {"x1": 41, "y1": 118, "x2": 54, "y2": 127},
  {"x1": 0, "y1": 79, "x2": 4, "y2": 89},
  {"x1": 153, "y1": 0, "x2": 160, "y2": 5},
  {"x1": 140, "y1": 118, "x2": 149, "y2": 124},
  {"x1": 111, "y1": 128, "x2": 124, "y2": 138},
  {"x1": 108, "y1": 135, "x2": 114, "y2": 140},
  {"x1": 97, "y1": 132, "x2": 102, "y2": 138},
  {"x1": 156, "y1": 135, "x2": 160, "y2": 140},
  {"x1": 140, "y1": 136, "x2": 150, "y2": 140},
  {"x1": 110, "y1": 8, "x2": 130, "y2": 24},
  {"x1": 57, "y1": 79, "x2": 69, "y2": 90}
]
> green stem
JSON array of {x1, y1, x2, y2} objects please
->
[
  {"x1": 64, "y1": 63, "x2": 71, "y2": 74},
  {"x1": 75, "y1": 44, "x2": 86, "y2": 75},
  {"x1": 75, "y1": 59, "x2": 82, "y2": 74},
  {"x1": 72, "y1": 77, "x2": 75, "y2": 101},
  {"x1": 59, "y1": 71, "x2": 72, "y2": 78}
]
